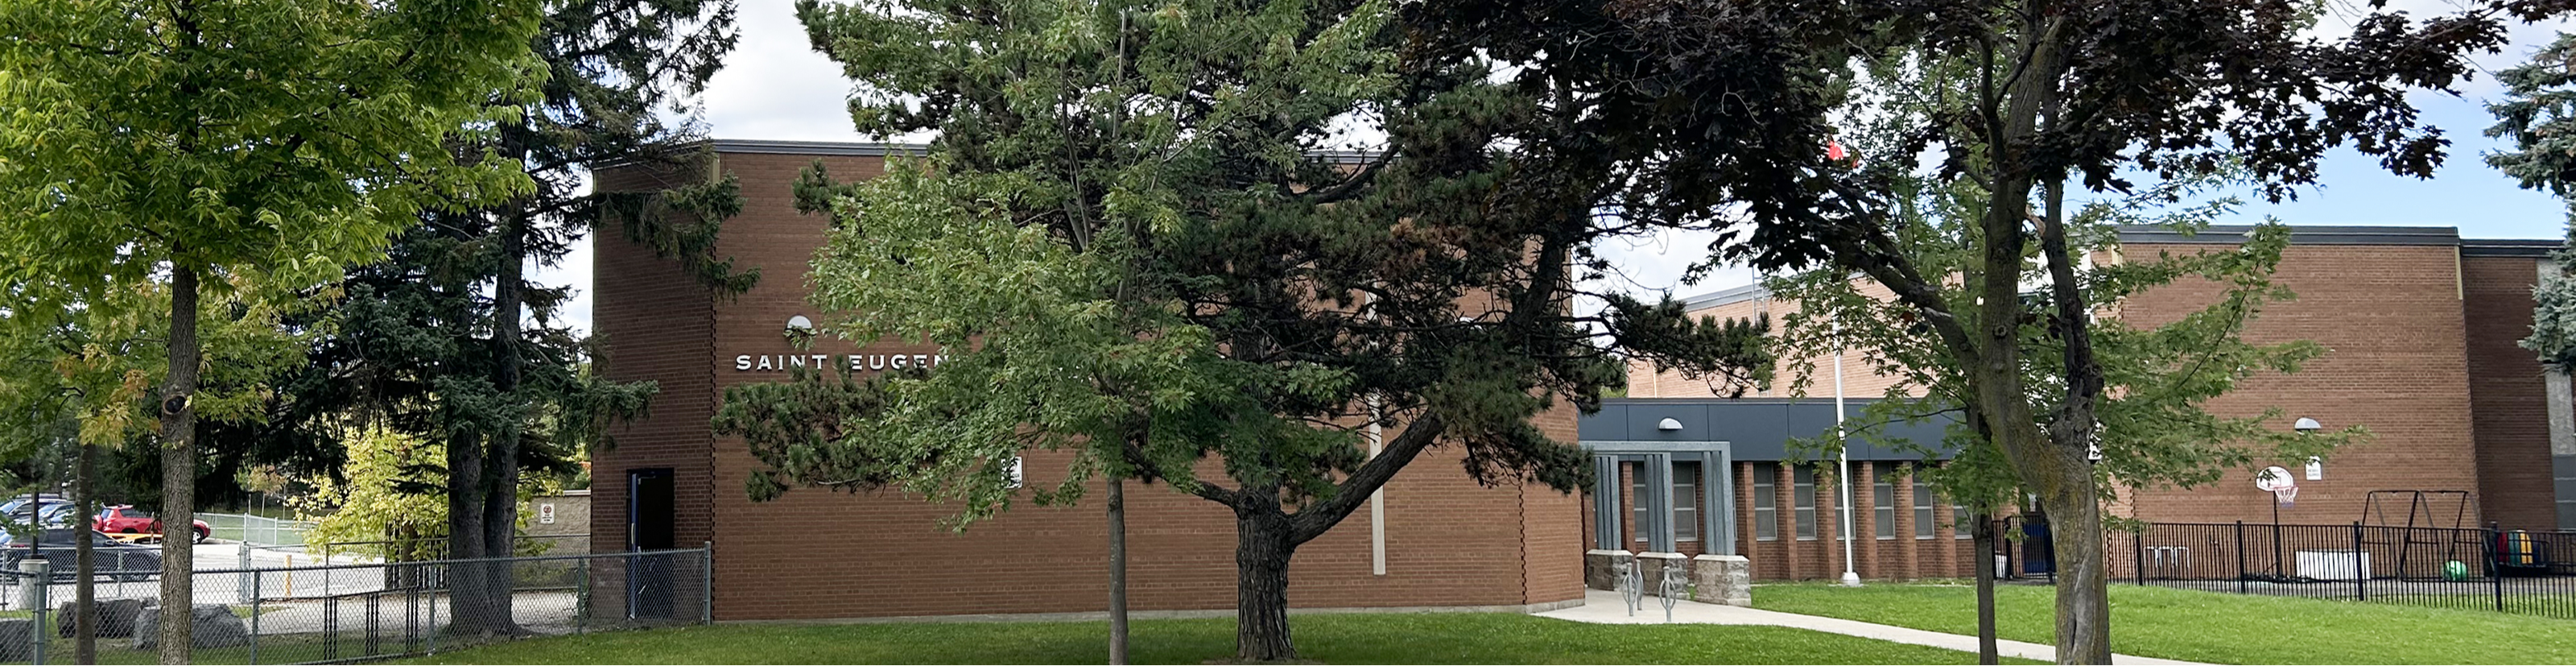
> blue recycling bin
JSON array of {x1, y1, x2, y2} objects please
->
[{"x1": 2022, "y1": 519, "x2": 2056, "y2": 575}]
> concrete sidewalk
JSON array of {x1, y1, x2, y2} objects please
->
[{"x1": 1536, "y1": 589, "x2": 2207, "y2": 665}]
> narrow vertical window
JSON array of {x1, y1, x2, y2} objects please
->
[
  {"x1": 1674, "y1": 462, "x2": 1699, "y2": 541},
  {"x1": 1629, "y1": 462, "x2": 1649, "y2": 544},
  {"x1": 1794, "y1": 465, "x2": 1818, "y2": 540},
  {"x1": 1872, "y1": 461, "x2": 1897, "y2": 540},
  {"x1": 1913, "y1": 467, "x2": 1938, "y2": 540},
  {"x1": 1752, "y1": 463, "x2": 1777, "y2": 541}
]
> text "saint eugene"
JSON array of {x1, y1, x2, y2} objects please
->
[{"x1": 734, "y1": 352, "x2": 951, "y2": 372}]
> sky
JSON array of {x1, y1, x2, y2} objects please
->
[{"x1": 539, "y1": 0, "x2": 2576, "y2": 333}]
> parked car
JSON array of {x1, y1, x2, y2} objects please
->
[
  {"x1": 0, "y1": 494, "x2": 64, "y2": 517},
  {"x1": 93, "y1": 505, "x2": 211, "y2": 544},
  {"x1": 5, "y1": 500, "x2": 76, "y2": 528},
  {"x1": 0, "y1": 528, "x2": 161, "y2": 581},
  {"x1": 29, "y1": 503, "x2": 78, "y2": 528}
]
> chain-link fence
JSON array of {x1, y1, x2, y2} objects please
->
[
  {"x1": 198, "y1": 513, "x2": 316, "y2": 549},
  {"x1": 312, "y1": 533, "x2": 593, "y2": 563},
  {"x1": 0, "y1": 547, "x2": 709, "y2": 664}
]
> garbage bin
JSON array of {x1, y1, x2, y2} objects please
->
[
  {"x1": 2494, "y1": 530, "x2": 2551, "y2": 577},
  {"x1": 2021, "y1": 518, "x2": 2055, "y2": 575}
]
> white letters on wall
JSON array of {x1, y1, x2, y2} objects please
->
[{"x1": 732, "y1": 351, "x2": 947, "y2": 373}]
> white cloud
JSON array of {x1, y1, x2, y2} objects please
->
[
  {"x1": 1587, "y1": 227, "x2": 1757, "y2": 304},
  {"x1": 547, "y1": 0, "x2": 863, "y2": 337},
  {"x1": 700, "y1": 0, "x2": 864, "y2": 142},
  {"x1": 531, "y1": 240, "x2": 595, "y2": 335}
]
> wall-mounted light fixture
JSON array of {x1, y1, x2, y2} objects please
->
[
  {"x1": 2293, "y1": 417, "x2": 2322, "y2": 480},
  {"x1": 1657, "y1": 418, "x2": 1683, "y2": 432}
]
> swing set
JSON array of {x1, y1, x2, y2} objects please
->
[{"x1": 2358, "y1": 490, "x2": 2484, "y2": 581}]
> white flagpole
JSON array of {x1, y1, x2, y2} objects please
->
[{"x1": 1835, "y1": 319, "x2": 1861, "y2": 587}]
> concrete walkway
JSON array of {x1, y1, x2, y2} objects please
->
[{"x1": 1536, "y1": 589, "x2": 2207, "y2": 665}]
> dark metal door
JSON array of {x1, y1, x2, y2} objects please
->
[{"x1": 627, "y1": 469, "x2": 676, "y2": 618}]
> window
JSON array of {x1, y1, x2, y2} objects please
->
[
  {"x1": 1872, "y1": 462, "x2": 1897, "y2": 540},
  {"x1": 1793, "y1": 465, "x2": 1818, "y2": 540},
  {"x1": 1912, "y1": 469, "x2": 1938, "y2": 540},
  {"x1": 1955, "y1": 501, "x2": 1973, "y2": 539},
  {"x1": 1674, "y1": 462, "x2": 1699, "y2": 541},
  {"x1": 2557, "y1": 455, "x2": 2574, "y2": 532},
  {"x1": 1752, "y1": 463, "x2": 1777, "y2": 540},
  {"x1": 1630, "y1": 463, "x2": 1649, "y2": 544},
  {"x1": 1632, "y1": 461, "x2": 1703, "y2": 544}
]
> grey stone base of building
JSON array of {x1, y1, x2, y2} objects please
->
[
  {"x1": 1583, "y1": 549, "x2": 1755, "y2": 606},
  {"x1": 1583, "y1": 548, "x2": 1632, "y2": 591},
  {"x1": 1634, "y1": 552, "x2": 1686, "y2": 598},
  {"x1": 1691, "y1": 554, "x2": 1752, "y2": 606},
  {"x1": 727, "y1": 598, "x2": 1589, "y2": 626}
]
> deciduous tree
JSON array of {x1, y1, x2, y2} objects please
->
[
  {"x1": 0, "y1": 0, "x2": 543, "y2": 657},
  {"x1": 1406, "y1": 1, "x2": 2557, "y2": 661}
]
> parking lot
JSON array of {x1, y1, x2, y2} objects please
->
[{"x1": 0, "y1": 538, "x2": 388, "y2": 611}]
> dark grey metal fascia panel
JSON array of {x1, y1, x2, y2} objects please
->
[
  {"x1": 1579, "y1": 403, "x2": 1629, "y2": 441},
  {"x1": 2116, "y1": 224, "x2": 2461, "y2": 246},
  {"x1": 2461, "y1": 240, "x2": 2561, "y2": 258},
  {"x1": 1580, "y1": 397, "x2": 1952, "y2": 461},
  {"x1": 709, "y1": 139, "x2": 931, "y2": 156},
  {"x1": 1583, "y1": 441, "x2": 1735, "y2": 453},
  {"x1": 704, "y1": 139, "x2": 1377, "y2": 163},
  {"x1": 1307, "y1": 149, "x2": 1381, "y2": 164}
]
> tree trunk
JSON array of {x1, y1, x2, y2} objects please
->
[
  {"x1": 1972, "y1": 511, "x2": 1998, "y2": 665},
  {"x1": 155, "y1": 264, "x2": 200, "y2": 665},
  {"x1": 1108, "y1": 476, "x2": 1129, "y2": 665},
  {"x1": 2038, "y1": 464, "x2": 2110, "y2": 664},
  {"x1": 1232, "y1": 498, "x2": 1296, "y2": 662},
  {"x1": 480, "y1": 213, "x2": 529, "y2": 635},
  {"x1": 444, "y1": 427, "x2": 494, "y2": 636},
  {"x1": 75, "y1": 440, "x2": 96, "y2": 664},
  {"x1": 2035, "y1": 161, "x2": 2111, "y2": 666}
]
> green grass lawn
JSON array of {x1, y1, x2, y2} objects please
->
[
  {"x1": 1754, "y1": 582, "x2": 2573, "y2": 664},
  {"x1": 398, "y1": 613, "x2": 2041, "y2": 664}
]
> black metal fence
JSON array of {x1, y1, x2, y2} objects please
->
[
  {"x1": 2121, "y1": 521, "x2": 2575, "y2": 619},
  {"x1": 0, "y1": 547, "x2": 710, "y2": 664}
]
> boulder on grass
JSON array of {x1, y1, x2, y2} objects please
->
[
  {"x1": 134, "y1": 604, "x2": 249, "y2": 650},
  {"x1": 57, "y1": 598, "x2": 149, "y2": 638}
]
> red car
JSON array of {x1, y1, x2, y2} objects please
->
[{"x1": 94, "y1": 505, "x2": 211, "y2": 544}]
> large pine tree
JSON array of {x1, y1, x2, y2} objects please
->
[
  {"x1": 2488, "y1": 33, "x2": 2576, "y2": 373},
  {"x1": 259, "y1": 0, "x2": 752, "y2": 636},
  {"x1": 720, "y1": 0, "x2": 1771, "y2": 660}
]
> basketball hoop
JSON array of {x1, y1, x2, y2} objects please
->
[{"x1": 2256, "y1": 465, "x2": 2298, "y2": 507}]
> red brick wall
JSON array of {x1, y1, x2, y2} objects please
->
[
  {"x1": 596, "y1": 147, "x2": 1583, "y2": 620},
  {"x1": 1520, "y1": 399, "x2": 1587, "y2": 605},
  {"x1": 1616, "y1": 235, "x2": 2557, "y2": 574},
  {"x1": 2464, "y1": 254, "x2": 2557, "y2": 531},
  {"x1": 2118, "y1": 243, "x2": 2482, "y2": 526},
  {"x1": 1628, "y1": 283, "x2": 1913, "y2": 400},
  {"x1": 591, "y1": 155, "x2": 721, "y2": 561}
]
